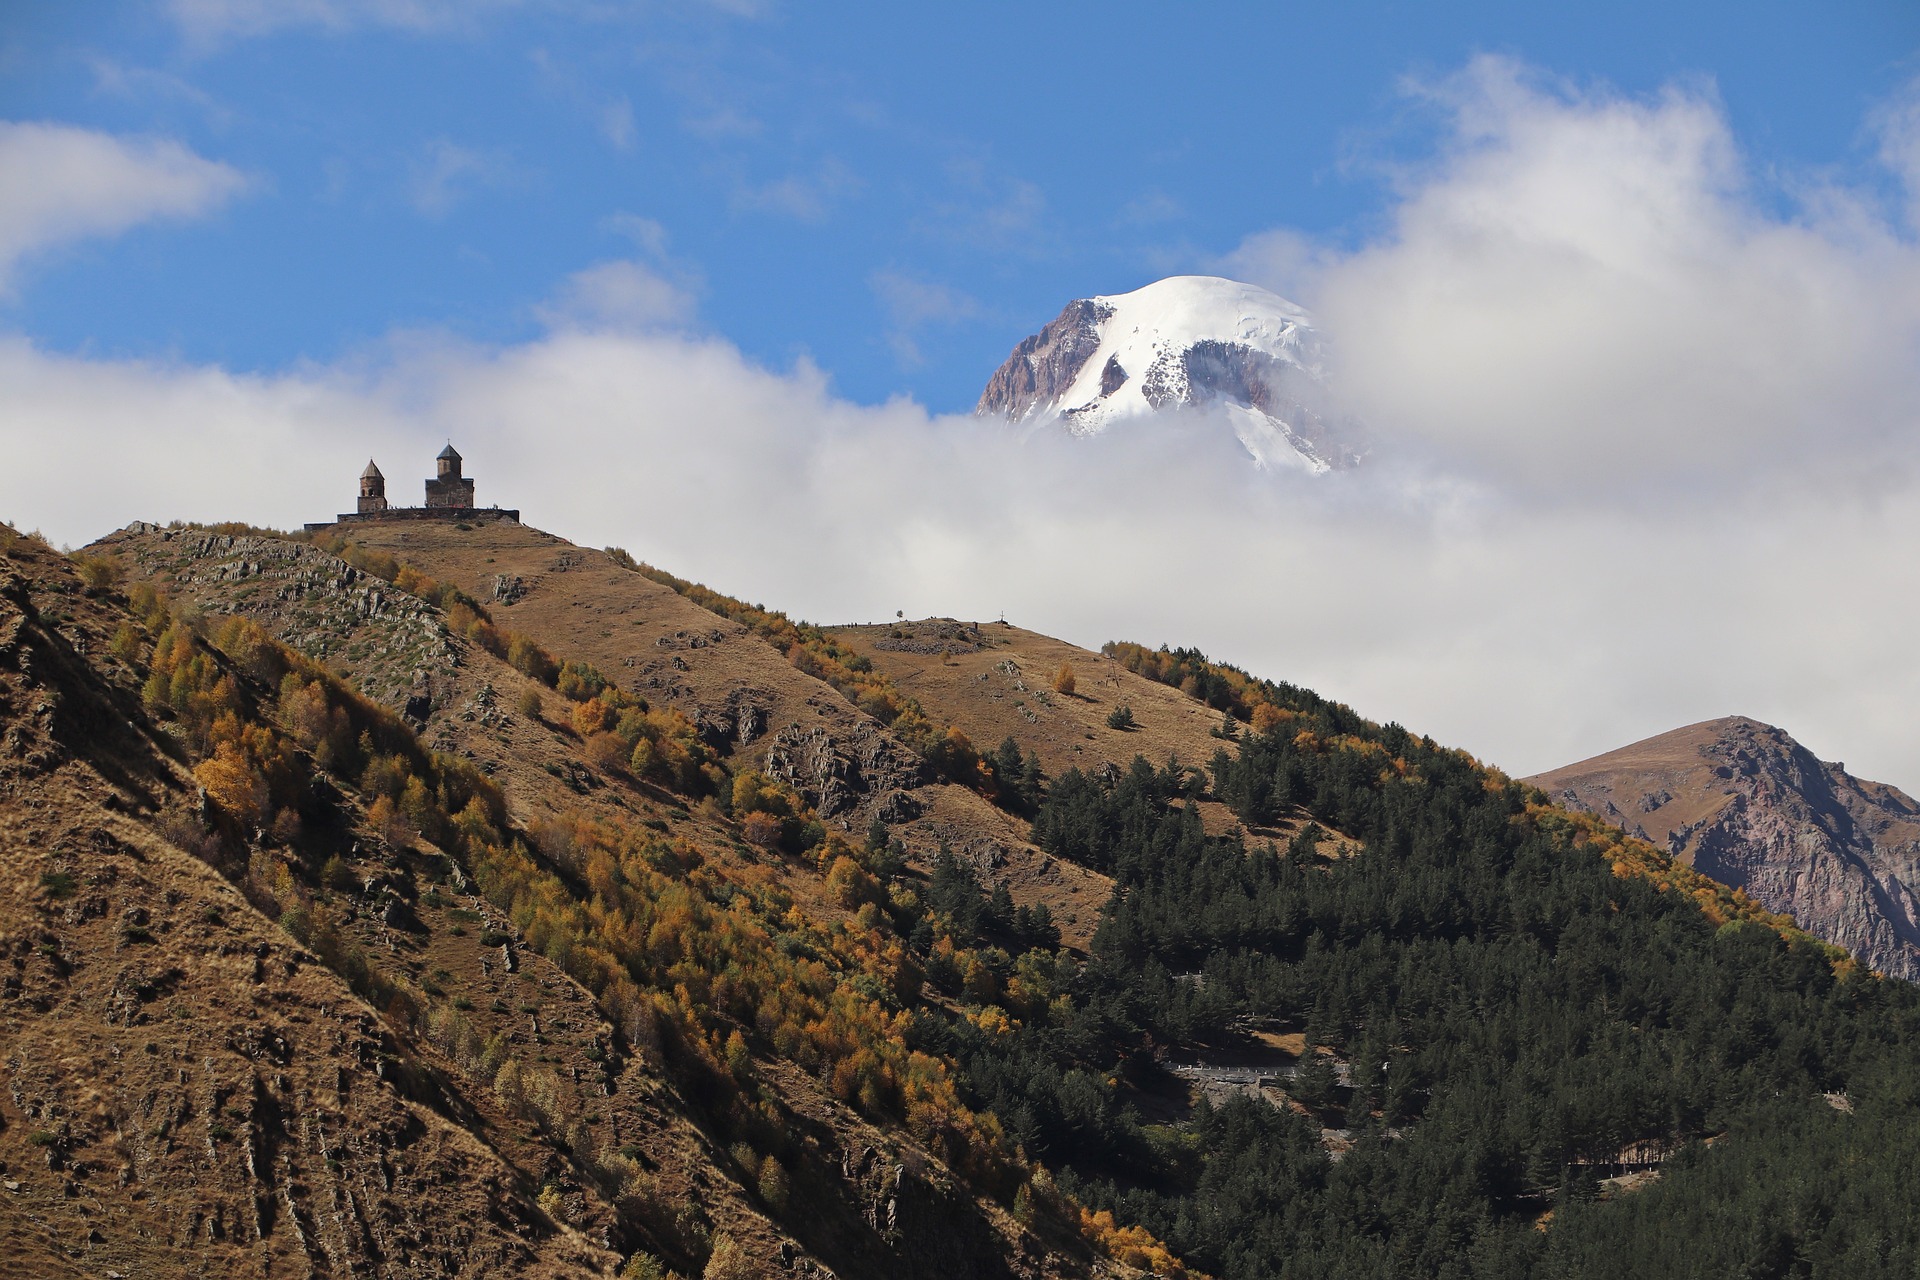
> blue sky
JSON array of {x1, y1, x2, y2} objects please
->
[{"x1": 3, "y1": 1, "x2": 1916, "y2": 410}]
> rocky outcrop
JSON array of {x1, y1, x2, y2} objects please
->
[
  {"x1": 974, "y1": 298, "x2": 1111, "y2": 421},
  {"x1": 1162, "y1": 339, "x2": 1355, "y2": 470},
  {"x1": 1530, "y1": 717, "x2": 1920, "y2": 979},
  {"x1": 96, "y1": 527, "x2": 461, "y2": 714},
  {"x1": 760, "y1": 721, "x2": 928, "y2": 818}
]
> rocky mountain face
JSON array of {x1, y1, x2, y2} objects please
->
[
  {"x1": 975, "y1": 275, "x2": 1361, "y2": 472},
  {"x1": 976, "y1": 299, "x2": 1113, "y2": 424},
  {"x1": 1529, "y1": 716, "x2": 1920, "y2": 980}
]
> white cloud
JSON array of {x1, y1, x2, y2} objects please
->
[
  {"x1": 921, "y1": 159, "x2": 1048, "y2": 250},
  {"x1": 1230, "y1": 57, "x2": 1920, "y2": 494},
  {"x1": 602, "y1": 213, "x2": 671, "y2": 258},
  {"x1": 166, "y1": 0, "x2": 521, "y2": 42},
  {"x1": 0, "y1": 121, "x2": 247, "y2": 288},
  {"x1": 168, "y1": 0, "x2": 766, "y2": 41},
  {"x1": 536, "y1": 259, "x2": 699, "y2": 331},
  {"x1": 730, "y1": 158, "x2": 859, "y2": 222},
  {"x1": 10, "y1": 316, "x2": 1920, "y2": 795},
  {"x1": 1118, "y1": 190, "x2": 1183, "y2": 226},
  {"x1": 407, "y1": 140, "x2": 520, "y2": 217},
  {"x1": 87, "y1": 59, "x2": 227, "y2": 123},
  {"x1": 1873, "y1": 78, "x2": 1920, "y2": 232},
  {"x1": 601, "y1": 97, "x2": 636, "y2": 152}
]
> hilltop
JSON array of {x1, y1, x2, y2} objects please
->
[{"x1": 1530, "y1": 716, "x2": 1920, "y2": 980}]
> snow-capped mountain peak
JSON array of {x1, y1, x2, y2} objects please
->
[{"x1": 975, "y1": 275, "x2": 1357, "y2": 472}]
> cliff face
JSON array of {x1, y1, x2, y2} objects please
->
[
  {"x1": 1529, "y1": 717, "x2": 1920, "y2": 979},
  {"x1": 974, "y1": 298, "x2": 1112, "y2": 422}
]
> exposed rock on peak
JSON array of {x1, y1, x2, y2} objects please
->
[
  {"x1": 975, "y1": 297, "x2": 1112, "y2": 421},
  {"x1": 1529, "y1": 716, "x2": 1920, "y2": 979},
  {"x1": 976, "y1": 275, "x2": 1361, "y2": 472}
]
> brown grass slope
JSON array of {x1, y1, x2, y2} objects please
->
[
  {"x1": 827, "y1": 620, "x2": 1336, "y2": 849},
  {"x1": 0, "y1": 532, "x2": 619, "y2": 1279},
  {"x1": 1529, "y1": 715, "x2": 1920, "y2": 980},
  {"x1": 75, "y1": 521, "x2": 1150, "y2": 1280},
  {"x1": 285, "y1": 521, "x2": 1109, "y2": 947}
]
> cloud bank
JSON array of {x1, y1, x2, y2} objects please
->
[
  {"x1": 6, "y1": 61, "x2": 1920, "y2": 795},
  {"x1": 1234, "y1": 58, "x2": 1920, "y2": 494},
  {"x1": 0, "y1": 122, "x2": 247, "y2": 289}
]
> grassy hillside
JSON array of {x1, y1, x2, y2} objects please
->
[
  {"x1": 31, "y1": 516, "x2": 1920, "y2": 1279},
  {"x1": 0, "y1": 529, "x2": 618, "y2": 1276},
  {"x1": 33, "y1": 520, "x2": 1198, "y2": 1279}
]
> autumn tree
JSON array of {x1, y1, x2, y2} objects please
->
[
  {"x1": 1251, "y1": 702, "x2": 1288, "y2": 735},
  {"x1": 741, "y1": 811, "x2": 784, "y2": 850},
  {"x1": 703, "y1": 1234, "x2": 755, "y2": 1280},
  {"x1": 194, "y1": 741, "x2": 269, "y2": 826},
  {"x1": 507, "y1": 635, "x2": 558, "y2": 685},
  {"x1": 1052, "y1": 661, "x2": 1076, "y2": 696}
]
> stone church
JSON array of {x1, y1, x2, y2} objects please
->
[{"x1": 308, "y1": 445, "x2": 518, "y2": 531}]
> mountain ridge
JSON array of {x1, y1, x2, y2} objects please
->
[{"x1": 1529, "y1": 715, "x2": 1920, "y2": 980}]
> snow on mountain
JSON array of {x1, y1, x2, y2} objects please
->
[{"x1": 975, "y1": 275, "x2": 1360, "y2": 472}]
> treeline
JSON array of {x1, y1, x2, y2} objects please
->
[
  {"x1": 1116, "y1": 638, "x2": 1817, "y2": 937},
  {"x1": 1103, "y1": 640, "x2": 1328, "y2": 735},
  {"x1": 920, "y1": 649, "x2": 1920, "y2": 1278}
]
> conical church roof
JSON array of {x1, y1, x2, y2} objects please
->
[
  {"x1": 361, "y1": 459, "x2": 383, "y2": 478},
  {"x1": 437, "y1": 443, "x2": 461, "y2": 461}
]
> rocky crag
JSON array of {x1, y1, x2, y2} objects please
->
[{"x1": 1529, "y1": 716, "x2": 1920, "y2": 980}]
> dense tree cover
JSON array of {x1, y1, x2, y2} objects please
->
[
  {"x1": 986, "y1": 735, "x2": 1047, "y2": 818},
  {"x1": 921, "y1": 843, "x2": 1059, "y2": 955},
  {"x1": 923, "y1": 654, "x2": 1920, "y2": 1279}
]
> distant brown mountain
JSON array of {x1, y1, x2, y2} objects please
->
[{"x1": 1529, "y1": 716, "x2": 1920, "y2": 980}]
